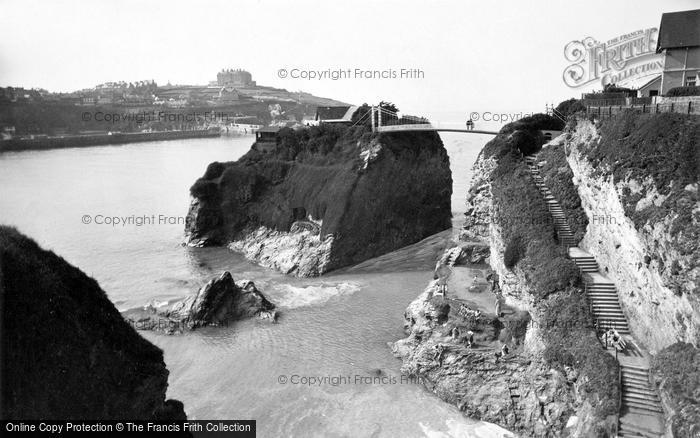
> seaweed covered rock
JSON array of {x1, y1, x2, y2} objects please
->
[
  {"x1": 124, "y1": 272, "x2": 277, "y2": 334},
  {"x1": 0, "y1": 226, "x2": 187, "y2": 421}
]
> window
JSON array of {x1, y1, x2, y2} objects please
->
[{"x1": 686, "y1": 76, "x2": 697, "y2": 87}]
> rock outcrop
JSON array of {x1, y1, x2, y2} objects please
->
[
  {"x1": 393, "y1": 284, "x2": 616, "y2": 437},
  {"x1": 185, "y1": 125, "x2": 452, "y2": 276},
  {"x1": 124, "y1": 271, "x2": 276, "y2": 334},
  {"x1": 0, "y1": 226, "x2": 187, "y2": 420},
  {"x1": 564, "y1": 115, "x2": 699, "y2": 352},
  {"x1": 396, "y1": 115, "x2": 620, "y2": 437},
  {"x1": 650, "y1": 342, "x2": 700, "y2": 437}
]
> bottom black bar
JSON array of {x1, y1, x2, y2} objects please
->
[{"x1": 2, "y1": 420, "x2": 256, "y2": 437}]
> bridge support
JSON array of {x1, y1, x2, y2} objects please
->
[{"x1": 371, "y1": 106, "x2": 376, "y2": 132}]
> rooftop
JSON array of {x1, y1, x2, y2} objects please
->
[{"x1": 656, "y1": 9, "x2": 700, "y2": 52}]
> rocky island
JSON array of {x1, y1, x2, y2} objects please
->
[
  {"x1": 123, "y1": 271, "x2": 278, "y2": 334},
  {"x1": 0, "y1": 226, "x2": 187, "y2": 421},
  {"x1": 185, "y1": 112, "x2": 453, "y2": 276},
  {"x1": 394, "y1": 111, "x2": 700, "y2": 437}
]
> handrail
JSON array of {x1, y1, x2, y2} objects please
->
[{"x1": 617, "y1": 363, "x2": 622, "y2": 433}]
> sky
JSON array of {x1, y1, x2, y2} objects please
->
[{"x1": 1, "y1": 0, "x2": 698, "y2": 121}]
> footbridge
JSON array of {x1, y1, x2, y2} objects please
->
[{"x1": 359, "y1": 105, "x2": 499, "y2": 135}]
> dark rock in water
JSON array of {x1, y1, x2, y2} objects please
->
[
  {"x1": 124, "y1": 271, "x2": 277, "y2": 334},
  {"x1": 0, "y1": 226, "x2": 187, "y2": 420},
  {"x1": 184, "y1": 127, "x2": 452, "y2": 276}
]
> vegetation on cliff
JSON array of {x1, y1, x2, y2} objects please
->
[
  {"x1": 538, "y1": 143, "x2": 589, "y2": 242},
  {"x1": 484, "y1": 123, "x2": 620, "y2": 422},
  {"x1": 651, "y1": 342, "x2": 700, "y2": 437},
  {"x1": 0, "y1": 226, "x2": 185, "y2": 420},
  {"x1": 187, "y1": 123, "x2": 452, "y2": 273},
  {"x1": 578, "y1": 112, "x2": 699, "y2": 300}
]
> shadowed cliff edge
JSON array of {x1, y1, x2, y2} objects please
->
[{"x1": 0, "y1": 226, "x2": 187, "y2": 421}]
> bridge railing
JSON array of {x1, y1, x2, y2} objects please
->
[{"x1": 380, "y1": 115, "x2": 431, "y2": 126}]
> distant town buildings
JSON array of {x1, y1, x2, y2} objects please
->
[
  {"x1": 655, "y1": 8, "x2": 700, "y2": 94},
  {"x1": 216, "y1": 69, "x2": 256, "y2": 88}
]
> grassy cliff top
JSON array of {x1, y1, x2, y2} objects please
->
[{"x1": 581, "y1": 112, "x2": 699, "y2": 232}]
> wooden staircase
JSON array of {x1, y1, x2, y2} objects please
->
[{"x1": 523, "y1": 153, "x2": 665, "y2": 438}]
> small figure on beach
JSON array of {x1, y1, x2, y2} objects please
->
[
  {"x1": 451, "y1": 326, "x2": 460, "y2": 341},
  {"x1": 465, "y1": 330, "x2": 475, "y2": 348},
  {"x1": 433, "y1": 343, "x2": 446, "y2": 366},
  {"x1": 495, "y1": 297, "x2": 502, "y2": 317}
]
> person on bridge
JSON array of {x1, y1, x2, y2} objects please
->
[{"x1": 466, "y1": 118, "x2": 474, "y2": 130}]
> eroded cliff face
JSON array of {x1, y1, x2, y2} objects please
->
[
  {"x1": 185, "y1": 127, "x2": 452, "y2": 276},
  {"x1": 393, "y1": 283, "x2": 614, "y2": 437},
  {"x1": 565, "y1": 118, "x2": 699, "y2": 352},
  {"x1": 0, "y1": 226, "x2": 186, "y2": 420}
]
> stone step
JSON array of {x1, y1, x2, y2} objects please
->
[
  {"x1": 623, "y1": 374, "x2": 650, "y2": 383},
  {"x1": 593, "y1": 310, "x2": 626, "y2": 316},
  {"x1": 623, "y1": 398, "x2": 662, "y2": 409},
  {"x1": 622, "y1": 370, "x2": 651, "y2": 380},
  {"x1": 588, "y1": 297, "x2": 620, "y2": 303},
  {"x1": 599, "y1": 322, "x2": 629, "y2": 328},
  {"x1": 587, "y1": 288, "x2": 618, "y2": 293},
  {"x1": 622, "y1": 371, "x2": 653, "y2": 380},
  {"x1": 622, "y1": 389, "x2": 660, "y2": 400},
  {"x1": 588, "y1": 293, "x2": 618, "y2": 298},
  {"x1": 624, "y1": 405, "x2": 664, "y2": 416},
  {"x1": 591, "y1": 305, "x2": 624, "y2": 311},
  {"x1": 592, "y1": 313, "x2": 626, "y2": 319},
  {"x1": 591, "y1": 299, "x2": 622, "y2": 304},
  {"x1": 622, "y1": 397, "x2": 663, "y2": 411},
  {"x1": 595, "y1": 317, "x2": 629, "y2": 324},
  {"x1": 587, "y1": 294, "x2": 620, "y2": 300},
  {"x1": 593, "y1": 315, "x2": 627, "y2": 322},
  {"x1": 586, "y1": 280, "x2": 616, "y2": 286},
  {"x1": 622, "y1": 372, "x2": 651, "y2": 381},
  {"x1": 618, "y1": 422, "x2": 664, "y2": 438},
  {"x1": 622, "y1": 364, "x2": 650, "y2": 372},
  {"x1": 624, "y1": 386, "x2": 659, "y2": 398}
]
